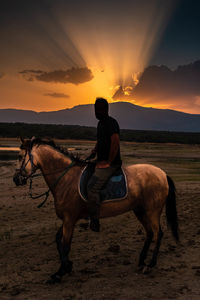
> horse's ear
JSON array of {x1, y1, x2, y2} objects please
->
[
  {"x1": 30, "y1": 136, "x2": 37, "y2": 149},
  {"x1": 20, "y1": 136, "x2": 24, "y2": 144}
]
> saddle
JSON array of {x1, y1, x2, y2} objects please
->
[{"x1": 78, "y1": 163, "x2": 128, "y2": 203}]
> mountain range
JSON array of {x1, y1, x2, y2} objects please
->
[{"x1": 0, "y1": 102, "x2": 200, "y2": 132}]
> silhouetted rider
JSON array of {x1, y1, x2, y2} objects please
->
[{"x1": 87, "y1": 98, "x2": 122, "y2": 232}]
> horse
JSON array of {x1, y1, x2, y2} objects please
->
[{"x1": 13, "y1": 137, "x2": 179, "y2": 284}]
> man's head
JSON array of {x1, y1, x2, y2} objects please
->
[{"x1": 95, "y1": 98, "x2": 109, "y2": 120}]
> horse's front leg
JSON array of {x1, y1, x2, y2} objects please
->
[{"x1": 48, "y1": 215, "x2": 74, "y2": 284}]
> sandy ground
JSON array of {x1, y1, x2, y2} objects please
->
[{"x1": 0, "y1": 141, "x2": 200, "y2": 299}]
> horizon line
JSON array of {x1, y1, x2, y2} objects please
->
[{"x1": 0, "y1": 101, "x2": 199, "y2": 116}]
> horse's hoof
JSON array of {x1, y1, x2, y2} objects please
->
[
  {"x1": 142, "y1": 265, "x2": 152, "y2": 274},
  {"x1": 46, "y1": 273, "x2": 62, "y2": 284},
  {"x1": 137, "y1": 264, "x2": 146, "y2": 273}
]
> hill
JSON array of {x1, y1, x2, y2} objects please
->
[{"x1": 0, "y1": 102, "x2": 200, "y2": 132}]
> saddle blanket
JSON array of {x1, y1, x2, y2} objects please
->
[{"x1": 79, "y1": 163, "x2": 128, "y2": 203}]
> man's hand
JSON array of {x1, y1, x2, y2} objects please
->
[
  {"x1": 96, "y1": 161, "x2": 110, "y2": 169},
  {"x1": 91, "y1": 143, "x2": 97, "y2": 158},
  {"x1": 86, "y1": 145, "x2": 97, "y2": 161},
  {"x1": 87, "y1": 151, "x2": 96, "y2": 160}
]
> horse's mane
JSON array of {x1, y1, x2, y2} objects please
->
[{"x1": 21, "y1": 137, "x2": 86, "y2": 165}]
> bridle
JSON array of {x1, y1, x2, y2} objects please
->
[
  {"x1": 17, "y1": 148, "x2": 38, "y2": 179},
  {"x1": 16, "y1": 146, "x2": 75, "y2": 208}
]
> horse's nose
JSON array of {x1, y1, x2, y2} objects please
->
[
  {"x1": 13, "y1": 171, "x2": 27, "y2": 186},
  {"x1": 13, "y1": 172, "x2": 20, "y2": 186}
]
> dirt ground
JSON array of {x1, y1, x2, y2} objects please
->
[{"x1": 0, "y1": 140, "x2": 200, "y2": 299}]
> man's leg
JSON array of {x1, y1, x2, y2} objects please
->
[{"x1": 87, "y1": 166, "x2": 119, "y2": 232}]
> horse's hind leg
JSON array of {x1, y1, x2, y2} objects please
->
[
  {"x1": 135, "y1": 208, "x2": 164, "y2": 272},
  {"x1": 142, "y1": 211, "x2": 163, "y2": 270},
  {"x1": 135, "y1": 211, "x2": 153, "y2": 269},
  {"x1": 148, "y1": 224, "x2": 163, "y2": 268},
  {"x1": 138, "y1": 228, "x2": 153, "y2": 268},
  {"x1": 48, "y1": 216, "x2": 74, "y2": 284}
]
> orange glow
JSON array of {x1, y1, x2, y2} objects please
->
[
  {"x1": 1, "y1": 71, "x2": 200, "y2": 114},
  {"x1": 1, "y1": 1, "x2": 198, "y2": 114}
]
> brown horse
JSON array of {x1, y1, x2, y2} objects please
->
[{"x1": 13, "y1": 137, "x2": 179, "y2": 283}]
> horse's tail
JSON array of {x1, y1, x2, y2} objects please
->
[{"x1": 166, "y1": 175, "x2": 179, "y2": 241}]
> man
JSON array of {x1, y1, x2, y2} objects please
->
[{"x1": 87, "y1": 97, "x2": 122, "y2": 232}]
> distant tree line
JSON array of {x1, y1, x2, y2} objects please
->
[{"x1": 0, "y1": 122, "x2": 200, "y2": 144}]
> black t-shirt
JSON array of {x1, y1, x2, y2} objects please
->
[{"x1": 97, "y1": 116, "x2": 122, "y2": 165}]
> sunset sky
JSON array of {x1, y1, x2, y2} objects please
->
[{"x1": 0, "y1": 0, "x2": 200, "y2": 114}]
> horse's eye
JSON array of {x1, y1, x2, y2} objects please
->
[{"x1": 18, "y1": 155, "x2": 23, "y2": 161}]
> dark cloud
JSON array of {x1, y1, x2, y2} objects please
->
[
  {"x1": 44, "y1": 92, "x2": 69, "y2": 98},
  {"x1": 133, "y1": 60, "x2": 200, "y2": 99},
  {"x1": 112, "y1": 85, "x2": 134, "y2": 101},
  {"x1": 112, "y1": 86, "x2": 124, "y2": 100},
  {"x1": 20, "y1": 70, "x2": 43, "y2": 74},
  {"x1": 19, "y1": 70, "x2": 43, "y2": 82},
  {"x1": 113, "y1": 60, "x2": 200, "y2": 110},
  {"x1": 20, "y1": 67, "x2": 94, "y2": 85}
]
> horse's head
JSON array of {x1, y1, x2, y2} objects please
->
[{"x1": 13, "y1": 137, "x2": 38, "y2": 186}]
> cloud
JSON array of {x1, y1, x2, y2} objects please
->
[
  {"x1": 133, "y1": 60, "x2": 200, "y2": 99},
  {"x1": 20, "y1": 70, "x2": 43, "y2": 74},
  {"x1": 20, "y1": 67, "x2": 94, "y2": 85},
  {"x1": 112, "y1": 85, "x2": 134, "y2": 100},
  {"x1": 112, "y1": 86, "x2": 124, "y2": 100},
  {"x1": 112, "y1": 60, "x2": 200, "y2": 111},
  {"x1": 44, "y1": 92, "x2": 70, "y2": 98}
]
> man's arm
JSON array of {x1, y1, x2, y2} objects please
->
[
  {"x1": 93, "y1": 142, "x2": 98, "y2": 154},
  {"x1": 108, "y1": 133, "x2": 120, "y2": 164},
  {"x1": 87, "y1": 142, "x2": 97, "y2": 160},
  {"x1": 96, "y1": 133, "x2": 120, "y2": 168}
]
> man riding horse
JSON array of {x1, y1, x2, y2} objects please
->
[
  {"x1": 87, "y1": 98, "x2": 122, "y2": 232},
  {"x1": 14, "y1": 132, "x2": 178, "y2": 282}
]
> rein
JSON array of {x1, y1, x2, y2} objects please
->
[
  {"x1": 29, "y1": 161, "x2": 75, "y2": 208},
  {"x1": 18, "y1": 144, "x2": 87, "y2": 208}
]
